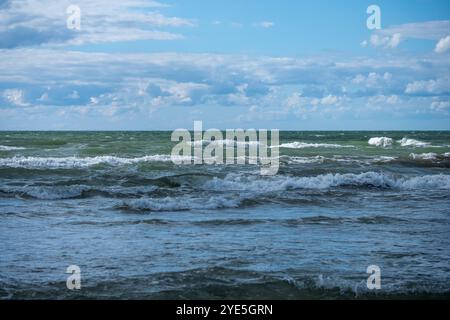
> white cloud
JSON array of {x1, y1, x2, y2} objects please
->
[
  {"x1": 366, "y1": 20, "x2": 450, "y2": 50},
  {"x1": 0, "y1": 0, "x2": 194, "y2": 47},
  {"x1": 370, "y1": 33, "x2": 401, "y2": 48},
  {"x1": 311, "y1": 95, "x2": 340, "y2": 106},
  {"x1": 430, "y1": 100, "x2": 450, "y2": 111},
  {"x1": 1, "y1": 47, "x2": 450, "y2": 125},
  {"x1": 255, "y1": 21, "x2": 274, "y2": 29},
  {"x1": 405, "y1": 78, "x2": 450, "y2": 95},
  {"x1": 435, "y1": 36, "x2": 450, "y2": 53},
  {"x1": 2, "y1": 89, "x2": 29, "y2": 106},
  {"x1": 351, "y1": 72, "x2": 392, "y2": 87}
]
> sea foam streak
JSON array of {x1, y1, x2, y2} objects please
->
[
  {"x1": 0, "y1": 155, "x2": 191, "y2": 169},
  {"x1": 277, "y1": 142, "x2": 353, "y2": 149},
  {"x1": 188, "y1": 139, "x2": 260, "y2": 147},
  {"x1": 0, "y1": 145, "x2": 26, "y2": 151}
]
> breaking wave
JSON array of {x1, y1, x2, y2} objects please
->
[
  {"x1": 399, "y1": 138, "x2": 430, "y2": 147},
  {"x1": 410, "y1": 152, "x2": 450, "y2": 161},
  {"x1": 277, "y1": 142, "x2": 353, "y2": 149},
  {"x1": 203, "y1": 172, "x2": 450, "y2": 192},
  {"x1": 368, "y1": 137, "x2": 393, "y2": 148},
  {"x1": 188, "y1": 139, "x2": 260, "y2": 147},
  {"x1": 0, "y1": 155, "x2": 190, "y2": 169}
]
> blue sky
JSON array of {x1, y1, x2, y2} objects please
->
[{"x1": 0, "y1": 0, "x2": 449, "y2": 130}]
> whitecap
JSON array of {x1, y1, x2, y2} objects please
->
[
  {"x1": 399, "y1": 138, "x2": 430, "y2": 147},
  {"x1": 368, "y1": 137, "x2": 393, "y2": 148},
  {"x1": 277, "y1": 142, "x2": 353, "y2": 149},
  {"x1": 410, "y1": 153, "x2": 438, "y2": 160},
  {"x1": 203, "y1": 172, "x2": 450, "y2": 192},
  {"x1": 0, "y1": 155, "x2": 192, "y2": 169}
]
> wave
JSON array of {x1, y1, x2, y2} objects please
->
[
  {"x1": 203, "y1": 172, "x2": 450, "y2": 192},
  {"x1": 0, "y1": 145, "x2": 26, "y2": 151},
  {"x1": 368, "y1": 137, "x2": 393, "y2": 148},
  {"x1": 399, "y1": 137, "x2": 430, "y2": 147},
  {"x1": 277, "y1": 142, "x2": 353, "y2": 149},
  {"x1": 188, "y1": 139, "x2": 260, "y2": 147},
  {"x1": 281, "y1": 155, "x2": 398, "y2": 165},
  {"x1": 410, "y1": 152, "x2": 450, "y2": 161},
  {"x1": 118, "y1": 195, "x2": 240, "y2": 212},
  {"x1": 0, "y1": 185, "x2": 159, "y2": 200},
  {"x1": 368, "y1": 137, "x2": 437, "y2": 148},
  {"x1": 0, "y1": 155, "x2": 191, "y2": 169}
]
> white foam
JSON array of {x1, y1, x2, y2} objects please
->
[
  {"x1": 0, "y1": 145, "x2": 26, "y2": 151},
  {"x1": 0, "y1": 155, "x2": 191, "y2": 169},
  {"x1": 188, "y1": 139, "x2": 260, "y2": 147},
  {"x1": 282, "y1": 155, "x2": 397, "y2": 165},
  {"x1": 399, "y1": 137, "x2": 430, "y2": 147},
  {"x1": 410, "y1": 153, "x2": 438, "y2": 160},
  {"x1": 277, "y1": 142, "x2": 353, "y2": 149},
  {"x1": 283, "y1": 156, "x2": 326, "y2": 164},
  {"x1": 372, "y1": 156, "x2": 397, "y2": 163},
  {"x1": 203, "y1": 172, "x2": 450, "y2": 192},
  {"x1": 368, "y1": 137, "x2": 393, "y2": 148}
]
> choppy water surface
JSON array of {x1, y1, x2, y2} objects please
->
[{"x1": 0, "y1": 131, "x2": 449, "y2": 299}]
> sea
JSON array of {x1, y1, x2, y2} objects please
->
[{"x1": 0, "y1": 131, "x2": 449, "y2": 299}]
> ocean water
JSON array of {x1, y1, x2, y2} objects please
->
[{"x1": 0, "y1": 131, "x2": 449, "y2": 299}]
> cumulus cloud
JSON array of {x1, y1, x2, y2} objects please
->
[
  {"x1": 430, "y1": 99, "x2": 450, "y2": 111},
  {"x1": 352, "y1": 72, "x2": 392, "y2": 87},
  {"x1": 1, "y1": 46, "x2": 450, "y2": 128},
  {"x1": 366, "y1": 20, "x2": 450, "y2": 50},
  {"x1": 405, "y1": 78, "x2": 450, "y2": 95},
  {"x1": 435, "y1": 36, "x2": 450, "y2": 53},
  {"x1": 2, "y1": 88, "x2": 29, "y2": 106},
  {"x1": 370, "y1": 33, "x2": 401, "y2": 48}
]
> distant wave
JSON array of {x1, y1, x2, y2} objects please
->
[
  {"x1": 368, "y1": 137, "x2": 393, "y2": 148},
  {"x1": 399, "y1": 138, "x2": 430, "y2": 147},
  {"x1": 0, "y1": 155, "x2": 191, "y2": 169},
  {"x1": 368, "y1": 137, "x2": 437, "y2": 148},
  {"x1": 0, "y1": 145, "x2": 26, "y2": 151},
  {"x1": 188, "y1": 139, "x2": 260, "y2": 147},
  {"x1": 277, "y1": 142, "x2": 354, "y2": 149},
  {"x1": 282, "y1": 155, "x2": 397, "y2": 165}
]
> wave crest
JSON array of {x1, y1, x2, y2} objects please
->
[
  {"x1": 0, "y1": 155, "x2": 189, "y2": 169},
  {"x1": 204, "y1": 172, "x2": 450, "y2": 192},
  {"x1": 278, "y1": 142, "x2": 353, "y2": 149},
  {"x1": 368, "y1": 137, "x2": 393, "y2": 148}
]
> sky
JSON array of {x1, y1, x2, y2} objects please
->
[{"x1": 0, "y1": 0, "x2": 449, "y2": 130}]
